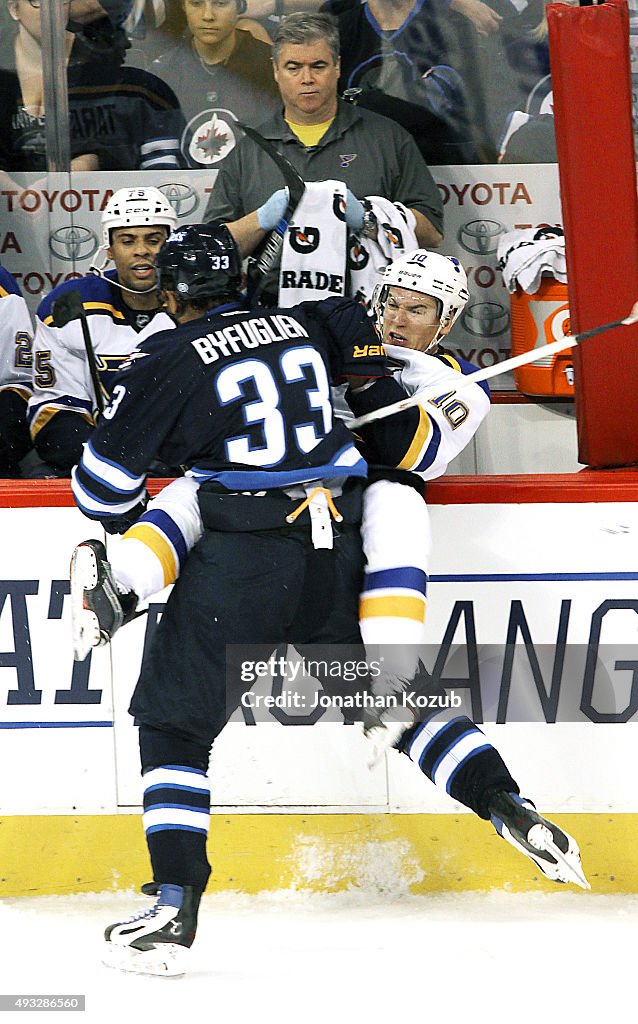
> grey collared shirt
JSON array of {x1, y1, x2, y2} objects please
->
[{"x1": 204, "y1": 99, "x2": 443, "y2": 294}]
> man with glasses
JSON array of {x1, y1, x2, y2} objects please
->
[{"x1": 0, "y1": 0, "x2": 184, "y2": 171}]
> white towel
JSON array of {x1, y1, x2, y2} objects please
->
[
  {"x1": 349, "y1": 197, "x2": 419, "y2": 307},
  {"x1": 497, "y1": 227, "x2": 567, "y2": 294},
  {"x1": 278, "y1": 181, "x2": 348, "y2": 306},
  {"x1": 277, "y1": 184, "x2": 419, "y2": 307}
]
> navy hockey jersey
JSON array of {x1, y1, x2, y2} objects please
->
[{"x1": 72, "y1": 297, "x2": 386, "y2": 523}]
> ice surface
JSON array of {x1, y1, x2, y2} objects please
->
[{"x1": 1, "y1": 889, "x2": 635, "y2": 1022}]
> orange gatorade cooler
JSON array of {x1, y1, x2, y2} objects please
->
[{"x1": 509, "y1": 278, "x2": 574, "y2": 397}]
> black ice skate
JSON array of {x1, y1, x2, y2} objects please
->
[
  {"x1": 103, "y1": 883, "x2": 203, "y2": 977},
  {"x1": 489, "y1": 791, "x2": 590, "y2": 889},
  {"x1": 70, "y1": 539, "x2": 138, "y2": 661}
]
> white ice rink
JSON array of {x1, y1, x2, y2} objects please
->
[{"x1": 2, "y1": 889, "x2": 637, "y2": 1023}]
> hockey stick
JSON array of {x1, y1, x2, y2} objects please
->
[
  {"x1": 349, "y1": 302, "x2": 638, "y2": 429},
  {"x1": 51, "y1": 289, "x2": 105, "y2": 415},
  {"x1": 236, "y1": 122, "x2": 306, "y2": 304}
]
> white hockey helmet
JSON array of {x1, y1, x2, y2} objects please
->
[
  {"x1": 101, "y1": 187, "x2": 177, "y2": 249},
  {"x1": 373, "y1": 249, "x2": 470, "y2": 348}
]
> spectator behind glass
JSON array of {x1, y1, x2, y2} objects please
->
[
  {"x1": 205, "y1": 12, "x2": 443, "y2": 304},
  {"x1": 151, "y1": 0, "x2": 279, "y2": 169},
  {"x1": 466, "y1": 0, "x2": 553, "y2": 149},
  {"x1": 495, "y1": 0, "x2": 581, "y2": 162},
  {"x1": 0, "y1": 0, "x2": 98, "y2": 171},
  {"x1": 118, "y1": 0, "x2": 272, "y2": 71},
  {"x1": 66, "y1": 12, "x2": 186, "y2": 169},
  {"x1": 325, "y1": 0, "x2": 494, "y2": 164}
]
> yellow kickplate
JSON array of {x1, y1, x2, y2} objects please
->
[{"x1": 0, "y1": 813, "x2": 631, "y2": 897}]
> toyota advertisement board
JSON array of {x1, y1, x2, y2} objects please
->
[{"x1": 0, "y1": 165, "x2": 562, "y2": 389}]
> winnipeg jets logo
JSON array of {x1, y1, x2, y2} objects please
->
[{"x1": 184, "y1": 109, "x2": 237, "y2": 167}]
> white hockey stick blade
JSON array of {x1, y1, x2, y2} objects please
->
[
  {"x1": 102, "y1": 941, "x2": 189, "y2": 977},
  {"x1": 70, "y1": 544, "x2": 101, "y2": 662},
  {"x1": 350, "y1": 302, "x2": 638, "y2": 430},
  {"x1": 527, "y1": 823, "x2": 591, "y2": 890}
]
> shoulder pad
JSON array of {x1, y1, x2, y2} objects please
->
[
  {"x1": 436, "y1": 351, "x2": 490, "y2": 397},
  {"x1": 0, "y1": 265, "x2": 23, "y2": 298},
  {"x1": 38, "y1": 273, "x2": 121, "y2": 324}
]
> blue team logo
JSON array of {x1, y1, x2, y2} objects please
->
[
  {"x1": 184, "y1": 109, "x2": 238, "y2": 167},
  {"x1": 339, "y1": 153, "x2": 357, "y2": 168}
]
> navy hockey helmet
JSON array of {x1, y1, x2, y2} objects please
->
[{"x1": 156, "y1": 224, "x2": 242, "y2": 302}]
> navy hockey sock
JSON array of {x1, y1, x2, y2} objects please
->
[
  {"x1": 142, "y1": 764, "x2": 211, "y2": 890},
  {"x1": 400, "y1": 713, "x2": 519, "y2": 819}
]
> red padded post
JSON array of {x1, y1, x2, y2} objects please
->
[{"x1": 548, "y1": 0, "x2": 638, "y2": 467}]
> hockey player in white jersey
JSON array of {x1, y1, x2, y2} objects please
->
[
  {"x1": 349, "y1": 250, "x2": 587, "y2": 891},
  {"x1": 27, "y1": 187, "x2": 177, "y2": 474},
  {"x1": 0, "y1": 266, "x2": 36, "y2": 476},
  {"x1": 71, "y1": 245, "x2": 588, "y2": 952}
]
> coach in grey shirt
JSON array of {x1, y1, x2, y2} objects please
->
[{"x1": 205, "y1": 12, "x2": 443, "y2": 300}]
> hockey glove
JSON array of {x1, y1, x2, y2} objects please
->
[{"x1": 257, "y1": 188, "x2": 290, "y2": 231}]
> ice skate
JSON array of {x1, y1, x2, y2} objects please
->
[
  {"x1": 70, "y1": 539, "x2": 138, "y2": 661},
  {"x1": 103, "y1": 883, "x2": 202, "y2": 977},
  {"x1": 489, "y1": 791, "x2": 590, "y2": 890}
]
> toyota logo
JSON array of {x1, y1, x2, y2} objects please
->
[
  {"x1": 49, "y1": 225, "x2": 98, "y2": 262},
  {"x1": 458, "y1": 219, "x2": 506, "y2": 256},
  {"x1": 159, "y1": 182, "x2": 199, "y2": 218},
  {"x1": 462, "y1": 301, "x2": 510, "y2": 338}
]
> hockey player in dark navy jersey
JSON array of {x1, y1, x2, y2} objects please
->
[
  {"x1": 70, "y1": 239, "x2": 588, "y2": 976},
  {"x1": 71, "y1": 223, "x2": 388, "y2": 976}
]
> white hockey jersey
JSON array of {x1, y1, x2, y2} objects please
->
[
  {"x1": 384, "y1": 343, "x2": 489, "y2": 480},
  {"x1": 348, "y1": 343, "x2": 490, "y2": 482},
  {"x1": 0, "y1": 265, "x2": 34, "y2": 404},
  {"x1": 28, "y1": 271, "x2": 175, "y2": 449}
]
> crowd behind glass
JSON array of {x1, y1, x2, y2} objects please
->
[{"x1": 0, "y1": 0, "x2": 564, "y2": 173}]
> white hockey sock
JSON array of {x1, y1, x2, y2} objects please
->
[
  {"x1": 359, "y1": 479, "x2": 431, "y2": 690},
  {"x1": 109, "y1": 477, "x2": 203, "y2": 601}
]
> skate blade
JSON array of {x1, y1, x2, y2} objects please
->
[
  {"x1": 70, "y1": 545, "x2": 101, "y2": 662},
  {"x1": 527, "y1": 823, "x2": 591, "y2": 891},
  {"x1": 102, "y1": 941, "x2": 189, "y2": 977}
]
